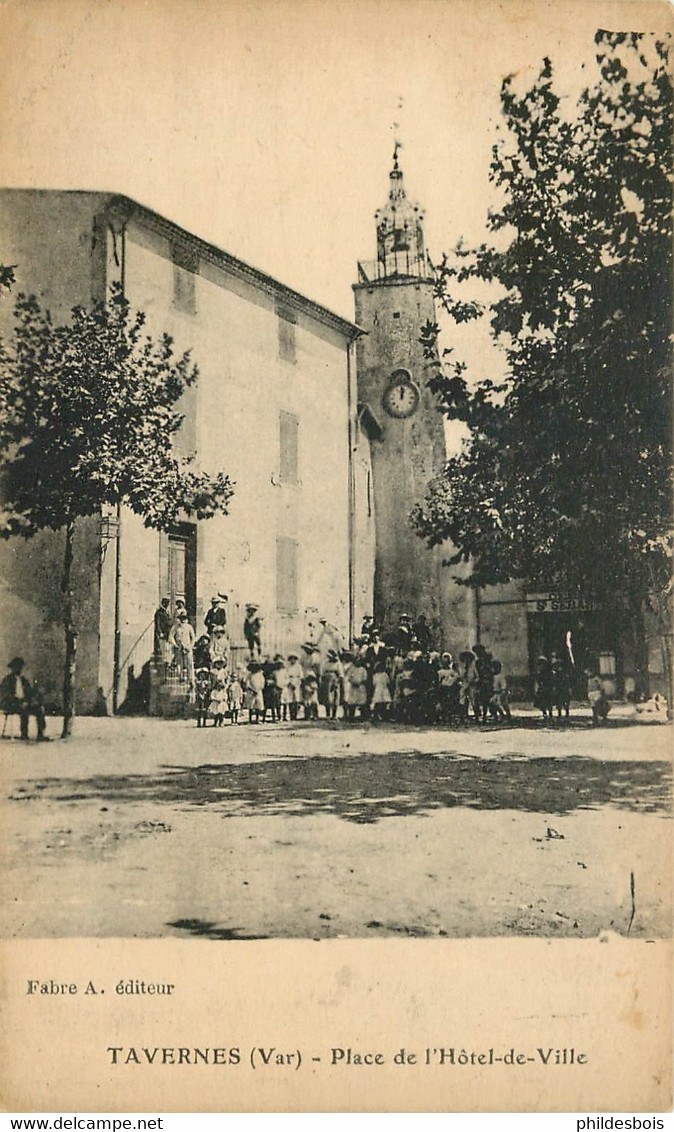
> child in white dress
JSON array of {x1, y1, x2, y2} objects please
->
[
  {"x1": 208, "y1": 660, "x2": 228, "y2": 727},
  {"x1": 370, "y1": 662, "x2": 392, "y2": 721}
]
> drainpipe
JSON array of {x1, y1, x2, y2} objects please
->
[
  {"x1": 112, "y1": 502, "x2": 122, "y2": 713},
  {"x1": 111, "y1": 220, "x2": 127, "y2": 713},
  {"x1": 346, "y1": 336, "x2": 356, "y2": 646}
]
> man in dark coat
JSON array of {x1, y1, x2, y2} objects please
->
[
  {"x1": 243, "y1": 604, "x2": 263, "y2": 658},
  {"x1": 534, "y1": 655, "x2": 554, "y2": 722},
  {"x1": 204, "y1": 594, "x2": 228, "y2": 635},
  {"x1": 365, "y1": 628, "x2": 387, "y2": 669},
  {"x1": 0, "y1": 657, "x2": 49, "y2": 740},
  {"x1": 393, "y1": 615, "x2": 413, "y2": 656},
  {"x1": 153, "y1": 598, "x2": 172, "y2": 666},
  {"x1": 360, "y1": 615, "x2": 375, "y2": 642},
  {"x1": 152, "y1": 597, "x2": 172, "y2": 674},
  {"x1": 551, "y1": 653, "x2": 573, "y2": 720}
]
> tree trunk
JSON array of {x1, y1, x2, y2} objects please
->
[
  {"x1": 658, "y1": 600, "x2": 673, "y2": 721},
  {"x1": 646, "y1": 559, "x2": 673, "y2": 720},
  {"x1": 61, "y1": 518, "x2": 78, "y2": 739}
]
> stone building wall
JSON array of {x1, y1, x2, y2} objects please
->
[{"x1": 0, "y1": 190, "x2": 361, "y2": 713}]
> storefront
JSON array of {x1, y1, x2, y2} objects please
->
[{"x1": 525, "y1": 591, "x2": 628, "y2": 699}]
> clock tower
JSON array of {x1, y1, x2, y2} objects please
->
[{"x1": 353, "y1": 147, "x2": 453, "y2": 643}]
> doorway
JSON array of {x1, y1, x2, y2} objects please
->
[
  {"x1": 527, "y1": 610, "x2": 620, "y2": 698},
  {"x1": 164, "y1": 523, "x2": 197, "y2": 624}
]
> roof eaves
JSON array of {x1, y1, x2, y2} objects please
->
[{"x1": 105, "y1": 194, "x2": 364, "y2": 340}]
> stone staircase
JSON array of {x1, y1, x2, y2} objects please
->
[{"x1": 149, "y1": 663, "x2": 195, "y2": 719}]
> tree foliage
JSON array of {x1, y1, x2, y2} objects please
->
[
  {"x1": 0, "y1": 284, "x2": 234, "y2": 536},
  {"x1": 414, "y1": 31, "x2": 672, "y2": 626},
  {"x1": 0, "y1": 283, "x2": 234, "y2": 734}
]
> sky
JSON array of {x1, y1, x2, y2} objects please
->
[{"x1": 0, "y1": 0, "x2": 670, "y2": 385}]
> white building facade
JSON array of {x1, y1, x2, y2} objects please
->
[{"x1": 0, "y1": 190, "x2": 374, "y2": 713}]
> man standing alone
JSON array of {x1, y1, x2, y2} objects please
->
[{"x1": 1, "y1": 657, "x2": 49, "y2": 741}]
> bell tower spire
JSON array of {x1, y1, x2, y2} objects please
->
[
  {"x1": 373, "y1": 142, "x2": 431, "y2": 281},
  {"x1": 353, "y1": 143, "x2": 459, "y2": 644}
]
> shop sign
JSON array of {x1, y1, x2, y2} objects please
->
[{"x1": 525, "y1": 592, "x2": 600, "y2": 614}]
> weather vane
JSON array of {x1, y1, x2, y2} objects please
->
[{"x1": 393, "y1": 105, "x2": 403, "y2": 167}]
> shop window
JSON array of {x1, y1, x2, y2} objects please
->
[{"x1": 599, "y1": 652, "x2": 616, "y2": 676}]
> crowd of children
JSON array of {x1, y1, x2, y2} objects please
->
[
  {"x1": 155, "y1": 599, "x2": 616, "y2": 728},
  {"x1": 182, "y1": 608, "x2": 520, "y2": 727}
]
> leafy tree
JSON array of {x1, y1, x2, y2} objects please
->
[
  {"x1": 413, "y1": 30, "x2": 672, "y2": 701},
  {"x1": 0, "y1": 284, "x2": 234, "y2": 736}
]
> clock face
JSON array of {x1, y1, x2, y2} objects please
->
[{"x1": 383, "y1": 376, "x2": 420, "y2": 419}]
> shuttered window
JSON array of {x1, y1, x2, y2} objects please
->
[
  {"x1": 276, "y1": 537, "x2": 299, "y2": 613},
  {"x1": 279, "y1": 411, "x2": 299, "y2": 484},
  {"x1": 277, "y1": 305, "x2": 297, "y2": 363},
  {"x1": 172, "y1": 242, "x2": 198, "y2": 315}
]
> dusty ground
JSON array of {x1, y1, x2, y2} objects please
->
[{"x1": 1, "y1": 707, "x2": 671, "y2": 939}]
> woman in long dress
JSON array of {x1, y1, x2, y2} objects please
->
[
  {"x1": 370, "y1": 662, "x2": 392, "y2": 722},
  {"x1": 169, "y1": 609, "x2": 196, "y2": 689}
]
